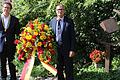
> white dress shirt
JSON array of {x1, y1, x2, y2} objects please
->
[
  {"x1": 1, "y1": 14, "x2": 10, "y2": 30},
  {"x1": 56, "y1": 17, "x2": 64, "y2": 42}
]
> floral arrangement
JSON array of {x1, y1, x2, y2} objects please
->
[
  {"x1": 89, "y1": 49, "x2": 106, "y2": 63},
  {"x1": 14, "y1": 19, "x2": 57, "y2": 64}
]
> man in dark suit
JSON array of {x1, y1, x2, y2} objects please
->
[
  {"x1": 0, "y1": 2, "x2": 20, "y2": 80},
  {"x1": 49, "y1": 3, "x2": 76, "y2": 80}
]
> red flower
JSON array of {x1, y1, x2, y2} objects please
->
[
  {"x1": 14, "y1": 39, "x2": 20, "y2": 44},
  {"x1": 39, "y1": 23, "x2": 45, "y2": 31},
  {"x1": 46, "y1": 55, "x2": 52, "y2": 62},
  {"x1": 42, "y1": 41, "x2": 46, "y2": 45},
  {"x1": 38, "y1": 47, "x2": 43, "y2": 55},
  {"x1": 32, "y1": 35, "x2": 37, "y2": 39},
  {"x1": 18, "y1": 49, "x2": 22, "y2": 54},
  {"x1": 18, "y1": 52, "x2": 25, "y2": 61},
  {"x1": 95, "y1": 57, "x2": 101, "y2": 63},
  {"x1": 49, "y1": 49, "x2": 56, "y2": 55},
  {"x1": 15, "y1": 19, "x2": 57, "y2": 64},
  {"x1": 89, "y1": 49, "x2": 105, "y2": 63},
  {"x1": 29, "y1": 22, "x2": 34, "y2": 29}
]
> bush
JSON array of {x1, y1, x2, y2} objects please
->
[{"x1": 12, "y1": 0, "x2": 120, "y2": 78}]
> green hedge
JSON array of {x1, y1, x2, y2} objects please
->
[{"x1": 12, "y1": 0, "x2": 120, "y2": 78}]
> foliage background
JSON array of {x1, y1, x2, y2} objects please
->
[{"x1": 11, "y1": 0, "x2": 120, "y2": 79}]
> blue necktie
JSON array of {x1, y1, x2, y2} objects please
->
[
  {"x1": 58, "y1": 20, "x2": 61, "y2": 30},
  {"x1": 56, "y1": 20, "x2": 62, "y2": 44}
]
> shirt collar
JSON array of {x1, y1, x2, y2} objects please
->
[
  {"x1": 56, "y1": 16, "x2": 64, "y2": 22},
  {"x1": 1, "y1": 13, "x2": 10, "y2": 19}
]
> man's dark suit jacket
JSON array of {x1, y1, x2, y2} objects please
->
[
  {"x1": 0, "y1": 15, "x2": 20, "y2": 54},
  {"x1": 49, "y1": 16, "x2": 76, "y2": 55}
]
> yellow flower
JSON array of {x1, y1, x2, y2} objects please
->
[
  {"x1": 34, "y1": 31, "x2": 39, "y2": 36},
  {"x1": 44, "y1": 44, "x2": 47, "y2": 47},
  {"x1": 26, "y1": 42, "x2": 32, "y2": 47},
  {"x1": 26, "y1": 35, "x2": 32, "y2": 40},
  {"x1": 20, "y1": 31, "x2": 26, "y2": 37},
  {"x1": 44, "y1": 60, "x2": 50, "y2": 64},
  {"x1": 22, "y1": 39, "x2": 26, "y2": 44},
  {"x1": 44, "y1": 25, "x2": 49, "y2": 31},
  {"x1": 21, "y1": 58, "x2": 24, "y2": 60},
  {"x1": 40, "y1": 32, "x2": 46, "y2": 35},
  {"x1": 25, "y1": 27, "x2": 32, "y2": 33},
  {"x1": 20, "y1": 37, "x2": 26, "y2": 44},
  {"x1": 39, "y1": 54, "x2": 44, "y2": 61},
  {"x1": 37, "y1": 42, "x2": 42, "y2": 47},
  {"x1": 24, "y1": 48, "x2": 27, "y2": 52},
  {"x1": 48, "y1": 43, "x2": 52, "y2": 48},
  {"x1": 43, "y1": 35, "x2": 46, "y2": 39},
  {"x1": 15, "y1": 18, "x2": 56, "y2": 65},
  {"x1": 33, "y1": 19, "x2": 39, "y2": 24},
  {"x1": 40, "y1": 35, "x2": 46, "y2": 40},
  {"x1": 38, "y1": 24, "x2": 42, "y2": 30}
]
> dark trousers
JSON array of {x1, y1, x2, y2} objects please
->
[
  {"x1": 0, "y1": 44, "x2": 16, "y2": 80},
  {"x1": 57, "y1": 45, "x2": 74, "y2": 80}
]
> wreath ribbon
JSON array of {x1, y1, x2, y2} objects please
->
[{"x1": 20, "y1": 52, "x2": 57, "y2": 80}]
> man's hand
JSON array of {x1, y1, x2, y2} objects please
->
[{"x1": 69, "y1": 51, "x2": 75, "y2": 58}]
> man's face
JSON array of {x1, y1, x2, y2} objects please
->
[
  {"x1": 56, "y1": 5, "x2": 64, "y2": 18},
  {"x1": 2, "y1": 4, "x2": 11, "y2": 17}
]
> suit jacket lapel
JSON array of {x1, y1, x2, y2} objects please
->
[
  {"x1": 0, "y1": 16, "x2": 5, "y2": 30},
  {"x1": 53, "y1": 18, "x2": 57, "y2": 34},
  {"x1": 62, "y1": 17, "x2": 66, "y2": 35},
  {"x1": 0, "y1": 17, "x2": 2, "y2": 28}
]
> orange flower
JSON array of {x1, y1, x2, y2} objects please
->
[
  {"x1": 37, "y1": 42, "x2": 42, "y2": 47},
  {"x1": 94, "y1": 57, "x2": 101, "y2": 63},
  {"x1": 34, "y1": 31, "x2": 38, "y2": 36},
  {"x1": 38, "y1": 24, "x2": 42, "y2": 30},
  {"x1": 89, "y1": 49, "x2": 105, "y2": 63},
  {"x1": 15, "y1": 18, "x2": 57, "y2": 64},
  {"x1": 33, "y1": 19, "x2": 39, "y2": 24}
]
